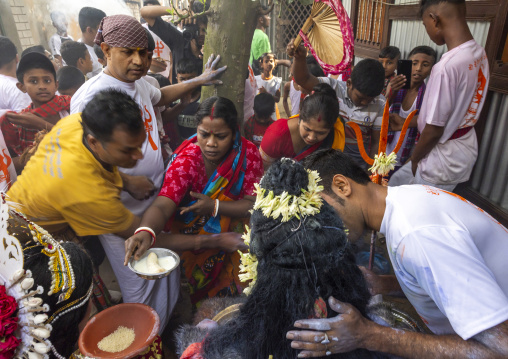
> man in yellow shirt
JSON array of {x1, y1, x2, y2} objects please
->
[{"x1": 8, "y1": 88, "x2": 147, "y2": 246}]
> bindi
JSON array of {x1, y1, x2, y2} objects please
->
[{"x1": 317, "y1": 115, "x2": 321, "y2": 122}]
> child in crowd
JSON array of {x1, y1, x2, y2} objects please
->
[
  {"x1": 0, "y1": 52, "x2": 70, "y2": 162},
  {"x1": 244, "y1": 92, "x2": 275, "y2": 147},
  {"x1": 163, "y1": 59, "x2": 201, "y2": 147},
  {"x1": 378, "y1": 46, "x2": 401, "y2": 99},
  {"x1": 48, "y1": 11, "x2": 73, "y2": 64},
  {"x1": 386, "y1": 46, "x2": 437, "y2": 172},
  {"x1": 94, "y1": 44, "x2": 107, "y2": 68},
  {"x1": 78, "y1": 7, "x2": 106, "y2": 78},
  {"x1": 57, "y1": 66, "x2": 86, "y2": 97},
  {"x1": 390, "y1": 0, "x2": 489, "y2": 191},
  {"x1": 60, "y1": 41, "x2": 94, "y2": 77},
  {"x1": 0, "y1": 36, "x2": 31, "y2": 116},
  {"x1": 255, "y1": 52, "x2": 282, "y2": 121}
]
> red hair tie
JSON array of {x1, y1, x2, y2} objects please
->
[{"x1": 210, "y1": 106, "x2": 214, "y2": 121}]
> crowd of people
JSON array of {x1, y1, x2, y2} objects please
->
[{"x1": 0, "y1": 0, "x2": 507, "y2": 358}]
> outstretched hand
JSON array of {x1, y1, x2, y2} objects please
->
[
  {"x1": 194, "y1": 54, "x2": 227, "y2": 86},
  {"x1": 124, "y1": 231, "x2": 152, "y2": 265},
  {"x1": 287, "y1": 296, "x2": 372, "y2": 357},
  {"x1": 286, "y1": 39, "x2": 308, "y2": 59},
  {"x1": 180, "y1": 192, "x2": 215, "y2": 216}
]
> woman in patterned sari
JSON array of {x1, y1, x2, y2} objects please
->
[{"x1": 125, "y1": 96, "x2": 263, "y2": 306}]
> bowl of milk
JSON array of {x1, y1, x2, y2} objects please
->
[{"x1": 127, "y1": 248, "x2": 180, "y2": 280}]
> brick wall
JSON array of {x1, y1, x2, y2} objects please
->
[{"x1": 9, "y1": 0, "x2": 35, "y2": 49}]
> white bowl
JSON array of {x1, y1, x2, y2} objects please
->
[{"x1": 128, "y1": 248, "x2": 180, "y2": 280}]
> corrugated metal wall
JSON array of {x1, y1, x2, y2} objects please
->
[
  {"x1": 390, "y1": 20, "x2": 490, "y2": 60},
  {"x1": 471, "y1": 92, "x2": 508, "y2": 210}
]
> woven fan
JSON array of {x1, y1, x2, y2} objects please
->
[{"x1": 294, "y1": 0, "x2": 354, "y2": 74}]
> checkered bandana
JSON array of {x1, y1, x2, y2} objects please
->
[{"x1": 94, "y1": 14, "x2": 148, "y2": 49}]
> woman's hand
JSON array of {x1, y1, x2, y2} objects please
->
[
  {"x1": 180, "y1": 192, "x2": 215, "y2": 216},
  {"x1": 124, "y1": 231, "x2": 152, "y2": 265},
  {"x1": 210, "y1": 232, "x2": 248, "y2": 252}
]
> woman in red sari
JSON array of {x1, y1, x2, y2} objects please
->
[
  {"x1": 259, "y1": 83, "x2": 345, "y2": 169},
  {"x1": 125, "y1": 97, "x2": 263, "y2": 305}
]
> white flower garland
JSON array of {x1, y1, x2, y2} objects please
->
[
  {"x1": 368, "y1": 152, "x2": 397, "y2": 177},
  {"x1": 237, "y1": 226, "x2": 257, "y2": 296}
]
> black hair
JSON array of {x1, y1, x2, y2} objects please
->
[
  {"x1": 93, "y1": 44, "x2": 104, "y2": 60},
  {"x1": 307, "y1": 55, "x2": 325, "y2": 77},
  {"x1": 143, "y1": 0, "x2": 160, "y2": 5},
  {"x1": 78, "y1": 7, "x2": 106, "y2": 33},
  {"x1": 81, "y1": 89, "x2": 144, "y2": 143},
  {"x1": 21, "y1": 45, "x2": 46, "y2": 58},
  {"x1": 60, "y1": 41, "x2": 88, "y2": 68},
  {"x1": 16, "y1": 52, "x2": 56, "y2": 83},
  {"x1": 195, "y1": 96, "x2": 238, "y2": 135},
  {"x1": 350, "y1": 58, "x2": 385, "y2": 98},
  {"x1": 258, "y1": 52, "x2": 277, "y2": 63},
  {"x1": 253, "y1": 92, "x2": 275, "y2": 119},
  {"x1": 379, "y1": 46, "x2": 401, "y2": 60},
  {"x1": 0, "y1": 36, "x2": 17, "y2": 68},
  {"x1": 57, "y1": 66, "x2": 85, "y2": 91},
  {"x1": 148, "y1": 73, "x2": 170, "y2": 88},
  {"x1": 24, "y1": 242, "x2": 93, "y2": 358},
  {"x1": 144, "y1": 28, "x2": 155, "y2": 52},
  {"x1": 409, "y1": 45, "x2": 437, "y2": 63},
  {"x1": 203, "y1": 159, "x2": 372, "y2": 359},
  {"x1": 176, "y1": 58, "x2": 201, "y2": 75},
  {"x1": 300, "y1": 83, "x2": 339, "y2": 129},
  {"x1": 302, "y1": 149, "x2": 371, "y2": 198},
  {"x1": 419, "y1": 0, "x2": 465, "y2": 16}
]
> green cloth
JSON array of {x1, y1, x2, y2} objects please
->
[{"x1": 249, "y1": 29, "x2": 271, "y2": 65}]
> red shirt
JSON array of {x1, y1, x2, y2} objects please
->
[{"x1": 244, "y1": 115, "x2": 274, "y2": 148}]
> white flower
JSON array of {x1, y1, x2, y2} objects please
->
[{"x1": 369, "y1": 152, "x2": 397, "y2": 176}]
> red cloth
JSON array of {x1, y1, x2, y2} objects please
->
[
  {"x1": 159, "y1": 141, "x2": 263, "y2": 206},
  {"x1": 259, "y1": 118, "x2": 295, "y2": 159},
  {"x1": 0, "y1": 95, "x2": 70, "y2": 156},
  {"x1": 180, "y1": 341, "x2": 205, "y2": 359},
  {"x1": 95, "y1": 14, "x2": 148, "y2": 49},
  {"x1": 244, "y1": 115, "x2": 274, "y2": 148}
]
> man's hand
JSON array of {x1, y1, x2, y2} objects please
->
[
  {"x1": 389, "y1": 113, "x2": 405, "y2": 131},
  {"x1": 180, "y1": 192, "x2": 215, "y2": 216},
  {"x1": 286, "y1": 40, "x2": 308, "y2": 59},
  {"x1": 193, "y1": 54, "x2": 227, "y2": 86},
  {"x1": 123, "y1": 174, "x2": 156, "y2": 200},
  {"x1": 6, "y1": 112, "x2": 53, "y2": 131},
  {"x1": 211, "y1": 232, "x2": 248, "y2": 252},
  {"x1": 411, "y1": 159, "x2": 419, "y2": 177},
  {"x1": 386, "y1": 74, "x2": 407, "y2": 99},
  {"x1": 287, "y1": 296, "x2": 371, "y2": 357},
  {"x1": 124, "y1": 231, "x2": 152, "y2": 265}
]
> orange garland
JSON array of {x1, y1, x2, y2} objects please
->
[
  {"x1": 378, "y1": 101, "x2": 390, "y2": 155},
  {"x1": 346, "y1": 122, "x2": 374, "y2": 166},
  {"x1": 392, "y1": 109, "x2": 417, "y2": 155}
]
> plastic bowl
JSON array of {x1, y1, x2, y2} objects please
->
[
  {"x1": 128, "y1": 248, "x2": 180, "y2": 280},
  {"x1": 78, "y1": 303, "x2": 160, "y2": 359}
]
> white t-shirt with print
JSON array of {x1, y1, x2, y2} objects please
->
[
  {"x1": 0, "y1": 130, "x2": 17, "y2": 191},
  {"x1": 143, "y1": 24, "x2": 172, "y2": 80},
  {"x1": 417, "y1": 40, "x2": 489, "y2": 185},
  {"x1": 71, "y1": 72, "x2": 164, "y2": 215},
  {"x1": 381, "y1": 185, "x2": 508, "y2": 340},
  {"x1": 0, "y1": 74, "x2": 31, "y2": 117},
  {"x1": 255, "y1": 75, "x2": 282, "y2": 121}
]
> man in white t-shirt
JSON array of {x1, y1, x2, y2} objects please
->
[
  {"x1": 71, "y1": 14, "x2": 225, "y2": 333},
  {"x1": 48, "y1": 11, "x2": 74, "y2": 64},
  {"x1": 285, "y1": 148, "x2": 508, "y2": 358},
  {"x1": 0, "y1": 36, "x2": 31, "y2": 117},
  {"x1": 389, "y1": 0, "x2": 489, "y2": 191},
  {"x1": 78, "y1": 7, "x2": 107, "y2": 79}
]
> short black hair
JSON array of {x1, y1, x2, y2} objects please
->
[
  {"x1": 409, "y1": 45, "x2": 437, "y2": 63},
  {"x1": 379, "y1": 46, "x2": 401, "y2": 60},
  {"x1": 350, "y1": 58, "x2": 385, "y2": 98},
  {"x1": 144, "y1": 28, "x2": 155, "y2": 52},
  {"x1": 78, "y1": 7, "x2": 106, "y2": 33},
  {"x1": 60, "y1": 41, "x2": 88, "y2": 68},
  {"x1": 21, "y1": 45, "x2": 46, "y2": 58},
  {"x1": 302, "y1": 149, "x2": 371, "y2": 195},
  {"x1": 147, "y1": 73, "x2": 170, "y2": 88},
  {"x1": 0, "y1": 36, "x2": 17, "y2": 68},
  {"x1": 196, "y1": 96, "x2": 238, "y2": 135},
  {"x1": 57, "y1": 66, "x2": 85, "y2": 91},
  {"x1": 300, "y1": 83, "x2": 339, "y2": 129},
  {"x1": 143, "y1": 0, "x2": 160, "y2": 5},
  {"x1": 176, "y1": 59, "x2": 200, "y2": 75},
  {"x1": 253, "y1": 93, "x2": 275, "y2": 119},
  {"x1": 16, "y1": 52, "x2": 56, "y2": 83},
  {"x1": 81, "y1": 89, "x2": 144, "y2": 143},
  {"x1": 419, "y1": 0, "x2": 465, "y2": 16},
  {"x1": 93, "y1": 44, "x2": 104, "y2": 60},
  {"x1": 307, "y1": 55, "x2": 325, "y2": 77}
]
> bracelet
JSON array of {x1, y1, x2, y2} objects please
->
[
  {"x1": 135, "y1": 227, "x2": 156, "y2": 247},
  {"x1": 212, "y1": 199, "x2": 220, "y2": 217}
]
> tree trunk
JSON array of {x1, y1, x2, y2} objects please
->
[{"x1": 201, "y1": 0, "x2": 259, "y2": 124}]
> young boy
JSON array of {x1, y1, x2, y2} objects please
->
[
  {"x1": 48, "y1": 11, "x2": 73, "y2": 64},
  {"x1": 386, "y1": 46, "x2": 437, "y2": 172},
  {"x1": 94, "y1": 44, "x2": 107, "y2": 68},
  {"x1": 245, "y1": 93, "x2": 275, "y2": 148},
  {"x1": 288, "y1": 41, "x2": 386, "y2": 169},
  {"x1": 378, "y1": 45, "x2": 402, "y2": 99},
  {"x1": 0, "y1": 52, "x2": 70, "y2": 160},
  {"x1": 78, "y1": 7, "x2": 106, "y2": 78},
  {"x1": 256, "y1": 52, "x2": 282, "y2": 121},
  {"x1": 57, "y1": 66, "x2": 86, "y2": 97},
  {"x1": 390, "y1": 0, "x2": 489, "y2": 191},
  {"x1": 60, "y1": 41, "x2": 94, "y2": 77}
]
